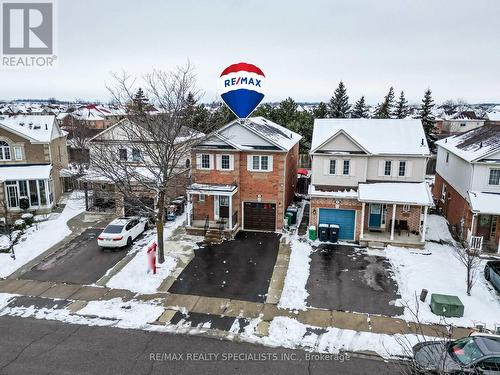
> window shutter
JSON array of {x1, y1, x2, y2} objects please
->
[
  {"x1": 196, "y1": 153, "x2": 202, "y2": 169},
  {"x1": 209, "y1": 154, "x2": 214, "y2": 169},
  {"x1": 378, "y1": 160, "x2": 384, "y2": 176},
  {"x1": 247, "y1": 155, "x2": 253, "y2": 171},
  {"x1": 323, "y1": 159, "x2": 330, "y2": 175},
  {"x1": 268, "y1": 155, "x2": 273, "y2": 171},
  {"x1": 216, "y1": 154, "x2": 221, "y2": 170},
  {"x1": 406, "y1": 161, "x2": 412, "y2": 177},
  {"x1": 349, "y1": 159, "x2": 356, "y2": 176},
  {"x1": 229, "y1": 154, "x2": 234, "y2": 171}
]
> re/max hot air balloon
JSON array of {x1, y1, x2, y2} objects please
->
[{"x1": 218, "y1": 62, "x2": 266, "y2": 119}]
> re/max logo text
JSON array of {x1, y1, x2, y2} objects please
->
[{"x1": 224, "y1": 77, "x2": 262, "y2": 88}]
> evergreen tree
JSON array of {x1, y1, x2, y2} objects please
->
[
  {"x1": 419, "y1": 88, "x2": 436, "y2": 152},
  {"x1": 327, "y1": 81, "x2": 350, "y2": 118},
  {"x1": 313, "y1": 102, "x2": 328, "y2": 118},
  {"x1": 351, "y1": 96, "x2": 369, "y2": 118},
  {"x1": 130, "y1": 88, "x2": 149, "y2": 112},
  {"x1": 394, "y1": 91, "x2": 409, "y2": 119},
  {"x1": 374, "y1": 87, "x2": 395, "y2": 119}
]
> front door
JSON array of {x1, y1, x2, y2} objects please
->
[
  {"x1": 477, "y1": 215, "x2": 493, "y2": 240},
  {"x1": 369, "y1": 203, "x2": 382, "y2": 228},
  {"x1": 219, "y1": 196, "x2": 229, "y2": 218}
]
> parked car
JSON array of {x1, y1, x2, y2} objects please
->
[
  {"x1": 485, "y1": 261, "x2": 500, "y2": 292},
  {"x1": 97, "y1": 217, "x2": 148, "y2": 248},
  {"x1": 412, "y1": 334, "x2": 500, "y2": 373}
]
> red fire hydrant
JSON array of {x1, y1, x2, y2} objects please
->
[{"x1": 147, "y1": 242, "x2": 157, "y2": 275}]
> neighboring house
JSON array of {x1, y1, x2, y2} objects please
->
[
  {"x1": 62, "y1": 104, "x2": 126, "y2": 130},
  {"x1": 0, "y1": 115, "x2": 68, "y2": 216},
  {"x1": 186, "y1": 117, "x2": 301, "y2": 235},
  {"x1": 433, "y1": 125, "x2": 500, "y2": 252},
  {"x1": 435, "y1": 111, "x2": 485, "y2": 135},
  {"x1": 309, "y1": 119, "x2": 433, "y2": 248},
  {"x1": 485, "y1": 111, "x2": 500, "y2": 126},
  {"x1": 87, "y1": 119, "x2": 194, "y2": 216}
]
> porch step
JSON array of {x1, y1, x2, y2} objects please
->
[
  {"x1": 204, "y1": 230, "x2": 224, "y2": 244},
  {"x1": 366, "y1": 241, "x2": 386, "y2": 249}
]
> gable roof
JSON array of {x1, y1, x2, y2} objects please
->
[
  {"x1": 311, "y1": 119, "x2": 430, "y2": 155},
  {"x1": 0, "y1": 115, "x2": 61, "y2": 143},
  {"x1": 436, "y1": 124, "x2": 500, "y2": 162}
]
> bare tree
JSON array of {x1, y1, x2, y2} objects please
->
[
  {"x1": 0, "y1": 200, "x2": 24, "y2": 260},
  {"x1": 90, "y1": 63, "x2": 208, "y2": 263},
  {"x1": 62, "y1": 115, "x2": 97, "y2": 176},
  {"x1": 454, "y1": 241, "x2": 482, "y2": 296}
]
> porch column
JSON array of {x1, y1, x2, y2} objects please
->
[
  {"x1": 186, "y1": 192, "x2": 191, "y2": 227},
  {"x1": 421, "y1": 205, "x2": 428, "y2": 242},
  {"x1": 390, "y1": 204, "x2": 396, "y2": 240},
  {"x1": 360, "y1": 202, "x2": 365, "y2": 240},
  {"x1": 228, "y1": 194, "x2": 233, "y2": 229},
  {"x1": 469, "y1": 214, "x2": 476, "y2": 241}
]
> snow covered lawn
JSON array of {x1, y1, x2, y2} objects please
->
[
  {"x1": 0, "y1": 191, "x2": 86, "y2": 278},
  {"x1": 426, "y1": 214, "x2": 454, "y2": 244},
  {"x1": 368, "y1": 241, "x2": 500, "y2": 330},
  {"x1": 278, "y1": 237, "x2": 313, "y2": 310},
  {"x1": 105, "y1": 214, "x2": 186, "y2": 294}
]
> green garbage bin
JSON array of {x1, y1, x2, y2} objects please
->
[
  {"x1": 308, "y1": 225, "x2": 317, "y2": 241},
  {"x1": 430, "y1": 294, "x2": 464, "y2": 317},
  {"x1": 285, "y1": 212, "x2": 293, "y2": 225}
]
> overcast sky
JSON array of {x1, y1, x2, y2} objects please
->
[{"x1": 1, "y1": 0, "x2": 499, "y2": 104}]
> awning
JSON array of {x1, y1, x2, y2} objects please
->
[
  {"x1": 0, "y1": 164, "x2": 52, "y2": 181},
  {"x1": 468, "y1": 191, "x2": 500, "y2": 215},
  {"x1": 358, "y1": 182, "x2": 434, "y2": 206},
  {"x1": 187, "y1": 183, "x2": 238, "y2": 196}
]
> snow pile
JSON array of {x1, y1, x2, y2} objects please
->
[
  {"x1": 0, "y1": 191, "x2": 86, "y2": 278},
  {"x1": 426, "y1": 215, "x2": 455, "y2": 244},
  {"x1": 372, "y1": 242, "x2": 500, "y2": 329},
  {"x1": 278, "y1": 238, "x2": 313, "y2": 310},
  {"x1": 105, "y1": 214, "x2": 185, "y2": 294}
]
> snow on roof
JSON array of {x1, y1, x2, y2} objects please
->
[
  {"x1": 436, "y1": 124, "x2": 500, "y2": 162},
  {"x1": 468, "y1": 191, "x2": 500, "y2": 215},
  {"x1": 486, "y1": 111, "x2": 500, "y2": 121},
  {"x1": 309, "y1": 184, "x2": 358, "y2": 199},
  {"x1": 187, "y1": 183, "x2": 237, "y2": 193},
  {"x1": 443, "y1": 111, "x2": 483, "y2": 121},
  {"x1": 358, "y1": 182, "x2": 433, "y2": 205},
  {"x1": 0, "y1": 164, "x2": 52, "y2": 181},
  {"x1": 0, "y1": 115, "x2": 59, "y2": 143},
  {"x1": 243, "y1": 117, "x2": 302, "y2": 151},
  {"x1": 311, "y1": 119, "x2": 430, "y2": 155}
]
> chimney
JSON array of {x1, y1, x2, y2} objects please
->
[
  {"x1": 479, "y1": 142, "x2": 483, "y2": 148},
  {"x1": 45, "y1": 124, "x2": 48, "y2": 130},
  {"x1": 421, "y1": 138, "x2": 424, "y2": 146}
]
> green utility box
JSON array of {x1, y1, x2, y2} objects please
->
[
  {"x1": 430, "y1": 294, "x2": 464, "y2": 318},
  {"x1": 309, "y1": 225, "x2": 317, "y2": 241}
]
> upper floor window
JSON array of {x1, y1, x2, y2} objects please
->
[
  {"x1": 489, "y1": 169, "x2": 500, "y2": 186},
  {"x1": 399, "y1": 161, "x2": 406, "y2": 177},
  {"x1": 342, "y1": 160, "x2": 350, "y2": 175},
  {"x1": 119, "y1": 148, "x2": 127, "y2": 161},
  {"x1": 14, "y1": 146, "x2": 22, "y2": 160},
  {"x1": 460, "y1": 123, "x2": 466, "y2": 127},
  {"x1": 249, "y1": 155, "x2": 272, "y2": 172},
  {"x1": 132, "y1": 149, "x2": 141, "y2": 162},
  {"x1": 0, "y1": 141, "x2": 11, "y2": 160},
  {"x1": 201, "y1": 154, "x2": 211, "y2": 169},
  {"x1": 329, "y1": 159, "x2": 336, "y2": 175},
  {"x1": 221, "y1": 154, "x2": 230, "y2": 170},
  {"x1": 384, "y1": 161, "x2": 392, "y2": 176}
]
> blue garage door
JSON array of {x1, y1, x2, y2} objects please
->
[{"x1": 318, "y1": 209, "x2": 356, "y2": 240}]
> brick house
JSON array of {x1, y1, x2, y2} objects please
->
[
  {"x1": 435, "y1": 111, "x2": 485, "y2": 135},
  {"x1": 186, "y1": 117, "x2": 301, "y2": 234},
  {"x1": 433, "y1": 125, "x2": 500, "y2": 252},
  {"x1": 309, "y1": 119, "x2": 433, "y2": 248},
  {"x1": 0, "y1": 115, "x2": 68, "y2": 217}
]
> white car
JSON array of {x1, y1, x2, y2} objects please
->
[{"x1": 97, "y1": 217, "x2": 148, "y2": 248}]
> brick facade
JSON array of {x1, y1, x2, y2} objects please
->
[{"x1": 190, "y1": 143, "x2": 300, "y2": 231}]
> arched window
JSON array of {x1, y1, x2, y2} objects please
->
[
  {"x1": 0, "y1": 141, "x2": 11, "y2": 160},
  {"x1": 185, "y1": 158, "x2": 191, "y2": 168}
]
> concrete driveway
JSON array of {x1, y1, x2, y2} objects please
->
[
  {"x1": 306, "y1": 245, "x2": 403, "y2": 316},
  {"x1": 20, "y1": 228, "x2": 148, "y2": 285},
  {"x1": 168, "y1": 231, "x2": 281, "y2": 303}
]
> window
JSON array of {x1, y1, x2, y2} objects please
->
[
  {"x1": 220, "y1": 196, "x2": 229, "y2": 206},
  {"x1": 185, "y1": 158, "x2": 190, "y2": 168},
  {"x1": 29, "y1": 180, "x2": 39, "y2": 206},
  {"x1": 342, "y1": 160, "x2": 350, "y2": 175},
  {"x1": 48, "y1": 180, "x2": 54, "y2": 204},
  {"x1": 329, "y1": 160, "x2": 336, "y2": 175},
  {"x1": 119, "y1": 149, "x2": 127, "y2": 161},
  {"x1": 441, "y1": 184, "x2": 447, "y2": 201},
  {"x1": 221, "y1": 154, "x2": 230, "y2": 170},
  {"x1": 460, "y1": 123, "x2": 466, "y2": 127},
  {"x1": 14, "y1": 146, "x2": 22, "y2": 160},
  {"x1": 478, "y1": 357, "x2": 500, "y2": 371},
  {"x1": 132, "y1": 149, "x2": 141, "y2": 162},
  {"x1": 249, "y1": 155, "x2": 272, "y2": 171},
  {"x1": 0, "y1": 141, "x2": 11, "y2": 160},
  {"x1": 402, "y1": 204, "x2": 410, "y2": 212},
  {"x1": 446, "y1": 152, "x2": 450, "y2": 163},
  {"x1": 38, "y1": 180, "x2": 47, "y2": 205},
  {"x1": 489, "y1": 169, "x2": 500, "y2": 185},
  {"x1": 399, "y1": 161, "x2": 406, "y2": 177},
  {"x1": 384, "y1": 161, "x2": 392, "y2": 176},
  {"x1": 201, "y1": 154, "x2": 210, "y2": 169},
  {"x1": 19, "y1": 180, "x2": 28, "y2": 198},
  {"x1": 6, "y1": 181, "x2": 18, "y2": 208},
  {"x1": 199, "y1": 194, "x2": 205, "y2": 202}
]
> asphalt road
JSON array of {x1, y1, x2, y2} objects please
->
[{"x1": 0, "y1": 316, "x2": 403, "y2": 375}]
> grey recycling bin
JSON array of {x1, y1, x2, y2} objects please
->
[
  {"x1": 318, "y1": 223, "x2": 330, "y2": 242},
  {"x1": 329, "y1": 224, "x2": 340, "y2": 243}
]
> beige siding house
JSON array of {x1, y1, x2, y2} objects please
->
[{"x1": 0, "y1": 115, "x2": 68, "y2": 217}]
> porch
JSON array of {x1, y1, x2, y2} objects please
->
[
  {"x1": 360, "y1": 230, "x2": 424, "y2": 248},
  {"x1": 468, "y1": 191, "x2": 500, "y2": 253}
]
